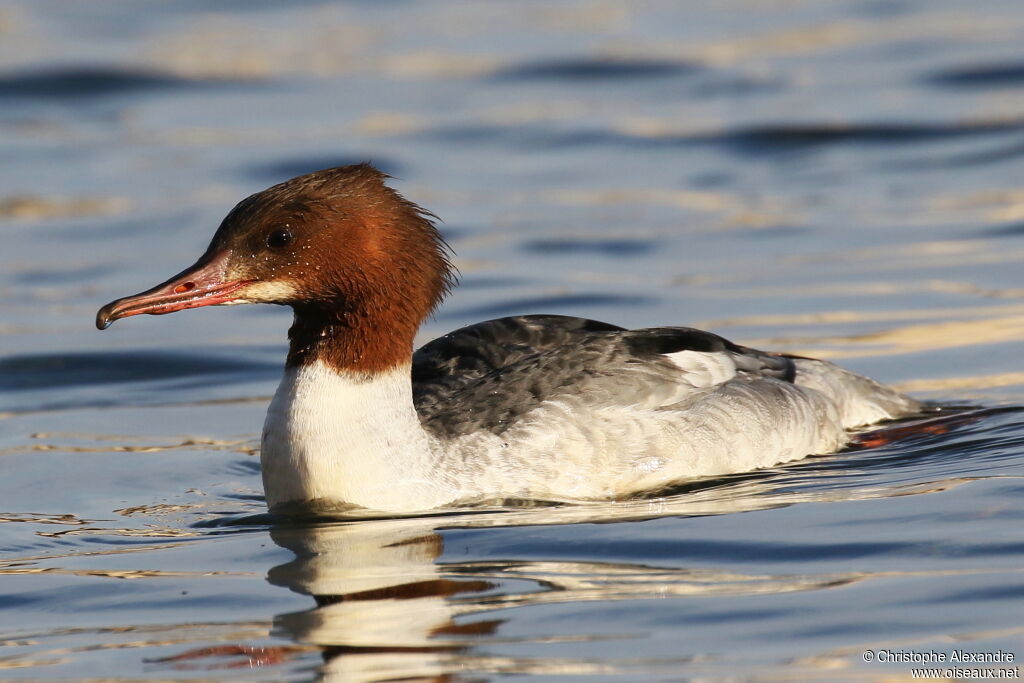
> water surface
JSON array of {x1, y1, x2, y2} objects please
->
[{"x1": 2, "y1": 1, "x2": 1024, "y2": 680}]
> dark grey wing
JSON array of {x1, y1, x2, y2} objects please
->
[
  {"x1": 413, "y1": 315, "x2": 623, "y2": 436},
  {"x1": 413, "y1": 314, "x2": 625, "y2": 380},
  {"x1": 413, "y1": 316, "x2": 797, "y2": 438}
]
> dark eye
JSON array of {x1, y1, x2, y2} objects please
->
[{"x1": 266, "y1": 228, "x2": 293, "y2": 249}]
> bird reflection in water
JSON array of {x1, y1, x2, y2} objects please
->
[{"x1": 154, "y1": 515, "x2": 503, "y2": 680}]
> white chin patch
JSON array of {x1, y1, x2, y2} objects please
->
[{"x1": 236, "y1": 280, "x2": 299, "y2": 303}]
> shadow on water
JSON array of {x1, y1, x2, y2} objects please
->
[
  {"x1": 0, "y1": 66, "x2": 261, "y2": 101},
  {"x1": 924, "y1": 62, "x2": 1024, "y2": 88},
  {"x1": 887, "y1": 137, "x2": 1024, "y2": 170},
  {"x1": 521, "y1": 237, "x2": 658, "y2": 256},
  {"x1": 688, "y1": 74, "x2": 786, "y2": 97},
  {"x1": 491, "y1": 56, "x2": 701, "y2": 81},
  {"x1": 0, "y1": 350, "x2": 278, "y2": 391},
  {"x1": 708, "y1": 120, "x2": 1024, "y2": 149},
  {"x1": 979, "y1": 221, "x2": 1024, "y2": 238},
  {"x1": 490, "y1": 57, "x2": 776, "y2": 96}
]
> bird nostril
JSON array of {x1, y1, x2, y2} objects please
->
[{"x1": 174, "y1": 282, "x2": 196, "y2": 294}]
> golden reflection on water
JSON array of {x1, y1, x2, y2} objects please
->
[
  {"x1": 628, "y1": 11, "x2": 1015, "y2": 65},
  {"x1": 702, "y1": 281, "x2": 1024, "y2": 302},
  {"x1": 933, "y1": 188, "x2": 1024, "y2": 224},
  {"x1": 0, "y1": 194, "x2": 130, "y2": 222},
  {"x1": 137, "y1": 4, "x2": 1015, "y2": 83},
  {"x1": 701, "y1": 280, "x2": 1024, "y2": 386},
  {"x1": 741, "y1": 313, "x2": 1024, "y2": 360},
  {"x1": 896, "y1": 372, "x2": 1024, "y2": 394},
  {"x1": 786, "y1": 240, "x2": 1024, "y2": 273},
  {"x1": 0, "y1": 433, "x2": 258, "y2": 457},
  {"x1": 544, "y1": 187, "x2": 796, "y2": 227}
]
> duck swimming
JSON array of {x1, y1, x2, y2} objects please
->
[{"x1": 96, "y1": 164, "x2": 923, "y2": 513}]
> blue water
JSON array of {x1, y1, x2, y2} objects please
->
[{"x1": 2, "y1": 1, "x2": 1024, "y2": 680}]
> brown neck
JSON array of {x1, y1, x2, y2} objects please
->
[{"x1": 286, "y1": 304, "x2": 417, "y2": 375}]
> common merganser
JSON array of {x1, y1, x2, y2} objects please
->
[{"x1": 96, "y1": 164, "x2": 923, "y2": 513}]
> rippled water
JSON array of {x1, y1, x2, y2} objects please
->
[{"x1": 3, "y1": 1, "x2": 1024, "y2": 680}]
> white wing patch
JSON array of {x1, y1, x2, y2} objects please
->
[{"x1": 664, "y1": 350, "x2": 738, "y2": 388}]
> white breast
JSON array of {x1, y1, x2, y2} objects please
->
[{"x1": 260, "y1": 362, "x2": 458, "y2": 512}]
